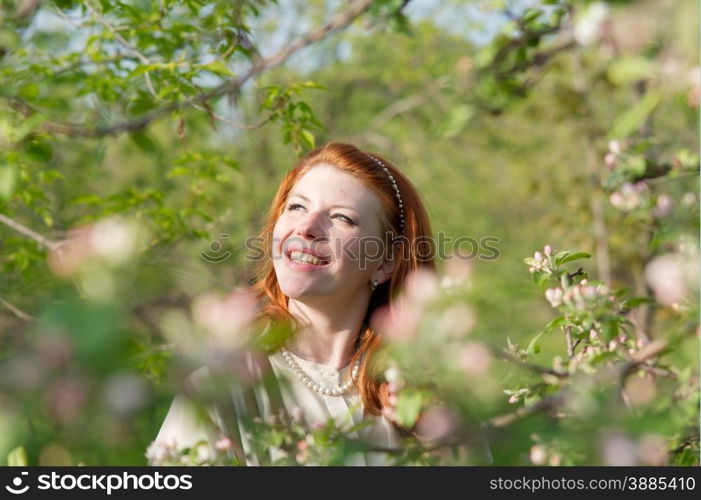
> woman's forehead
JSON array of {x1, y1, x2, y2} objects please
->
[
  {"x1": 291, "y1": 164, "x2": 387, "y2": 230},
  {"x1": 294, "y1": 164, "x2": 377, "y2": 206}
]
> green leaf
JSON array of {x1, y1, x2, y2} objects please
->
[
  {"x1": 608, "y1": 92, "x2": 661, "y2": 140},
  {"x1": 167, "y1": 167, "x2": 190, "y2": 178},
  {"x1": 0, "y1": 165, "x2": 16, "y2": 201},
  {"x1": 7, "y1": 446, "x2": 28, "y2": 466},
  {"x1": 557, "y1": 252, "x2": 591, "y2": 265},
  {"x1": 71, "y1": 194, "x2": 103, "y2": 206},
  {"x1": 522, "y1": 8, "x2": 542, "y2": 24},
  {"x1": 300, "y1": 129, "x2": 315, "y2": 150},
  {"x1": 607, "y1": 56, "x2": 656, "y2": 86},
  {"x1": 435, "y1": 105, "x2": 474, "y2": 139},
  {"x1": 396, "y1": 390, "x2": 423, "y2": 429},
  {"x1": 526, "y1": 329, "x2": 549, "y2": 355},
  {"x1": 201, "y1": 60, "x2": 234, "y2": 77},
  {"x1": 622, "y1": 297, "x2": 654, "y2": 309},
  {"x1": 544, "y1": 316, "x2": 567, "y2": 331},
  {"x1": 130, "y1": 131, "x2": 160, "y2": 155},
  {"x1": 601, "y1": 320, "x2": 620, "y2": 342}
]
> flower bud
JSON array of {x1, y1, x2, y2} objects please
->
[
  {"x1": 544, "y1": 245, "x2": 552, "y2": 256},
  {"x1": 604, "y1": 152, "x2": 617, "y2": 169}
]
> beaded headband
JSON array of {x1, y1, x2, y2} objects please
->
[{"x1": 367, "y1": 154, "x2": 405, "y2": 233}]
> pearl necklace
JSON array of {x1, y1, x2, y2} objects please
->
[{"x1": 280, "y1": 348, "x2": 361, "y2": 397}]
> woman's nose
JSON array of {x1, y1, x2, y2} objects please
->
[{"x1": 295, "y1": 211, "x2": 326, "y2": 239}]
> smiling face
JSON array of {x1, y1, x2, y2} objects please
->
[{"x1": 272, "y1": 163, "x2": 394, "y2": 302}]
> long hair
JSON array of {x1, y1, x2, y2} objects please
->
[{"x1": 249, "y1": 142, "x2": 436, "y2": 417}]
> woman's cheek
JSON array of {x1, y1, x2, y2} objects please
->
[{"x1": 341, "y1": 239, "x2": 364, "y2": 271}]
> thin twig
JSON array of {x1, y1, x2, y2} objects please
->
[
  {"x1": 486, "y1": 391, "x2": 567, "y2": 429},
  {"x1": 564, "y1": 325, "x2": 574, "y2": 359},
  {"x1": 620, "y1": 339, "x2": 668, "y2": 378},
  {"x1": 0, "y1": 213, "x2": 58, "y2": 250},
  {"x1": 0, "y1": 297, "x2": 35, "y2": 321},
  {"x1": 490, "y1": 344, "x2": 569, "y2": 379},
  {"x1": 191, "y1": 105, "x2": 271, "y2": 130},
  {"x1": 370, "y1": 76, "x2": 450, "y2": 129}
]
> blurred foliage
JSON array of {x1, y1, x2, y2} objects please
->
[{"x1": 0, "y1": 0, "x2": 698, "y2": 465}]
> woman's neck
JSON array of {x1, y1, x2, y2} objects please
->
[{"x1": 285, "y1": 295, "x2": 368, "y2": 369}]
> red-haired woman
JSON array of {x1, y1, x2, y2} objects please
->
[{"x1": 150, "y1": 142, "x2": 436, "y2": 465}]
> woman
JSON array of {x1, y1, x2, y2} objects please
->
[{"x1": 149, "y1": 142, "x2": 436, "y2": 465}]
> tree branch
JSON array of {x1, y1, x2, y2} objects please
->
[
  {"x1": 14, "y1": 0, "x2": 375, "y2": 139},
  {"x1": 490, "y1": 344, "x2": 569, "y2": 379},
  {"x1": 0, "y1": 213, "x2": 58, "y2": 250},
  {"x1": 0, "y1": 297, "x2": 35, "y2": 321},
  {"x1": 485, "y1": 340, "x2": 669, "y2": 429}
]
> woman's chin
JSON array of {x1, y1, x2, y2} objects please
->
[{"x1": 280, "y1": 283, "x2": 321, "y2": 300}]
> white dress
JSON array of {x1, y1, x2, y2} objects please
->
[{"x1": 150, "y1": 350, "x2": 401, "y2": 466}]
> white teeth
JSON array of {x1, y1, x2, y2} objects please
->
[{"x1": 289, "y1": 251, "x2": 327, "y2": 265}]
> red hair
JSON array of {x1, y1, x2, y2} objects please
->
[{"x1": 249, "y1": 142, "x2": 436, "y2": 417}]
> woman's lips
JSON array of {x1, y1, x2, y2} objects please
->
[{"x1": 284, "y1": 251, "x2": 330, "y2": 271}]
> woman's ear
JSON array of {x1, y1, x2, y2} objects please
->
[{"x1": 374, "y1": 255, "x2": 396, "y2": 286}]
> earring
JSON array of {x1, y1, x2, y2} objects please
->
[{"x1": 370, "y1": 279, "x2": 378, "y2": 292}]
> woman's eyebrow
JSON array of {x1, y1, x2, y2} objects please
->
[{"x1": 289, "y1": 192, "x2": 358, "y2": 212}]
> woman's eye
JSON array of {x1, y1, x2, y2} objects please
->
[
  {"x1": 334, "y1": 214, "x2": 356, "y2": 225},
  {"x1": 287, "y1": 203, "x2": 355, "y2": 225}
]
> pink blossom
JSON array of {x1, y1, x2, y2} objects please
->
[
  {"x1": 416, "y1": 406, "x2": 459, "y2": 443},
  {"x1": 48, "y1": 226, "x2": 94, "y2": 277},
  {"x1": 370, "y1": 302, "x2": 421, "y2": 342},
  {"x1": 436, "y1": 304, "x2": 476, "y2": 338},
  {"x1": 608, "y1": 140, "x2": 622, "y2": 155},
  {"x1": 544, "y1": 287, "x2": 564, "y2": 308},
  {"x1": 404, "y1": 268, "x2": 440, "y2": 305},
  {"x1": 290, "y1": 406, "x2": 305, "y2": 424},
  {"x1": 637, "y1": 434, "x2": 669, "y2": 465},
  {"x1": 214, "y1": 437, "x2": 233, "y2": 451},
  {"x1": 609, "y1": 182, "x2": 648, "y2": 211},
  {"x1": 600, "y1": 432, "x2": 637, "y2": 466},
  {"x1": 604, "y1": 152, "x2": 618, "y2": 169},
  {"x1": 295, "y1": 450, "x2": 309, "y2": 464},
  {"x1": 47, "y1": 218, "x2": 140, "y2": 277},
  {"x1": 384, "y1": 365, "x2": 401, "y2": 385},
  {"x1": 645, "y1": 254, "x2": 686, "y2": 306},
  {"x1": 458, "y1": 342, "x2": 492, "y2": 376},
  {"x1": 146, "y1": 438, "x2": 178, "y2": 465},
  {"x1": 441, "y1": 254, "x2": 473, "y2": 289},
  {"x1": 653, "y1": 194, "x2": 672, "y2": 219},
  {"x1": 574, "y1": 2, "x2": 609, "y2": 45},
  {"x1": 530, "y1": 445, "x2": 547, "y2": 465},
  {"x1": 192, "y1": 288, "x2": 259, "y2": 350},
  {"x1": 682, "y1": 192, "x2": 696, "y2": 207}
]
